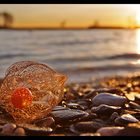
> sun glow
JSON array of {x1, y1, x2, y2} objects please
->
[
  {"x1": 131, "y1": 5, "x2": 140, "y2": 25},
  {"x1": 136, "y1": 12, "x2": 140, "y2": 25}
]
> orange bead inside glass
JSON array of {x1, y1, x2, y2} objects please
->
[{"x1": 11, "y1": 87, "x2": 33, "y2": 109}]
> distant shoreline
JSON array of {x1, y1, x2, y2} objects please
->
[{"x1": 0, "y1": 27, "x2": 139, "y2": 31}]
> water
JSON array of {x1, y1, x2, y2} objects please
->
[{"x1": 0, "y1": 29, "x2": 140, "y2": 83}]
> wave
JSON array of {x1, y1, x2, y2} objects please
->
[
  {"x1": 46, "y1": 53, "x2": 140, "y2": 63},
  {"x1": 107, "y1": 53, "x2": 140, "y2": 59},
  {"x1": 0, "y1": 53, "x2": 28, "y2": 59},
  {"x1": 61, "y1": 63, "x2": 140, "y2": 73}
]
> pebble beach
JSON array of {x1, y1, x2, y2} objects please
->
[{"x1": 0, "y1": 73, "x2": 140, "y2": 136}]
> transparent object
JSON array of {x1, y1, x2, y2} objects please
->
[{"x1": 0, "y1": 61, "x2": 67, "y2": 123}]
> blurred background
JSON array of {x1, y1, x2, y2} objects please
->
[{"x1": 1, "y1": 4, "x2": 140, "y2": 83}]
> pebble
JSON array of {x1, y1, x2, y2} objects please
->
[
  {"x1": 116, "y1": 122, "x2": 140, "y2": 136},
  {"x1": 91, "y1": 104, "x2": 121, "y2": 116},
  {"x1": 50, "y1": 109, "x2": 89, "y2": 124},
  {"x1": 115, "y1": 114, "x2": 139, "y2": 125},
  {"x1": 129, "y1": 101, "x2": 140, "y2": 110},
  {"x1": 18, "y1": 124, "x2": 53, "y2": 136},
  {"x1": 34, "y1": 117, "x2": 55, "y2": 128},
  {"x1": 14, "y1": 127, "x2": 26, "y2": 136},
  {"x1": 1, "y1": 123, "x2": 16, "y2": 135},
  {"x1": 67, "y1": 103, "x2": 80, "y2": 109},
  {"x1": 92, "y1": 93, "x2": 127, "y2": 107},
  {"x1": 97, "y1": 126, "x2": 124, "y2": 136},
  {"x1": 70, "y1": 120, "x2": 106, "y2": 133},
  {"x1": 125, "y1": 93, "x2": 135, "y2": 101}
]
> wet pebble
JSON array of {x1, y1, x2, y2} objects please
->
[
  {"x1": 115, "y1": 114, "x2": 139, "y2": 126},
  {"x1": 97, "y1": 126, "x2": 124, "y2": 136},
  {"x1": 92, "y1": 93, "x2": 127, "y2": 107},
  {"x1": 17, "y1": 124, "x2": 53, "y2": 136},
  {"x1": 67, "y1": 103, "x2": 80, "y2": 109},
  {"x1": 34, "y1": 117, "x2": 55, "y2": 128},
  {"x1": 129, "y1": 101, "x2": 140, "y2": 110},
  {"x1": 70, "y1": 120, "x2": 106, "y2": 133},
  {"x1": 1, "y1": 123, "x2": 17, "y2": 135},
  {"x1": 116, "y1": 122, "x2": 140, "y2": 136},
  {"x1": 13, "y1": 127, "x2": 26, "y2": 136},
  {"x1": 125, "y1": 93, "x2": 135, "y2": 101},
  {"x1": 91, "y1": 104, "x2": 121, "y2": 116},
  {"x1": 50, "y1": 109, "x2": 89, "y2": 124}
]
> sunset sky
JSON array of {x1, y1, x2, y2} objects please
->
[{"x1": 0, "y1": 4, "x2": 140, "y2": 28}]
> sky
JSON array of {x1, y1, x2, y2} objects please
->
[{"x1": 0, "y1": 4, "x2": 140, "y2": 28}]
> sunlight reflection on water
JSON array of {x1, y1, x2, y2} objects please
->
[{"x1": 132, "y1": 29, "x2": 140, "y2": 65}]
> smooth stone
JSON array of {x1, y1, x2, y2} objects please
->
[
  {"x1": 1, "y1": 123, "x2": 17, "y2": 135},
  {"x1": 115, "y1": 114, "x2": 139, "y2": 125},
  {"x1": 34, "y1": 117, "x2": 55, "y2": 128},
  {"x1": 67, "y1": 103, "x2": 80, "y2": 109},
  {"x1": 70, "y1": 120, "x2": 106, "y2": 133},
  {"x1": 17, "y1": 124, "x2": 52, "y2": 136},
  {"x1": 129, "y1": 101, "x2": 140, "y2": 110},
  {"x1": 97, "y1": 126, "x2": 124, "y2": 136},
  {"x1": 14, "y1": 127, "x2": 26, "y2": 136},
  {"x1": 50, "y1": 109, "x2": 89, "y2": 124},
  {"x1": 91, "y1": 104, "x2": 121, "y2": 116},
  {"x1": 125, "y1": 93, "x2": 135, "y2": 101},
  {"x1": 116, "y1": 122, "x2": 140, "y2": 136},
  {"x1": 92, "y1": 93, "x2": 127, "y2": 107}
]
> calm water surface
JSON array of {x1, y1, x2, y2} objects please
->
[{"x1": 0, "y1": 29, "x2": 140, "y2": 83}]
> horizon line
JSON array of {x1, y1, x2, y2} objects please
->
[{"x1": 0, "y1": 26, "x2": 140, "y2": 30}]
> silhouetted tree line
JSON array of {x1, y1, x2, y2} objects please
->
[{"x1": 0, "y1": 12, "x2": 13, "y2": 28}]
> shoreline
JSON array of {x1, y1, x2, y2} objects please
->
[
  {"x1": 0, "y1": 28, "x2": 139, "y2": 31},
  {"x1": 1, "y1": 72, "x2": 140, "y2": 86}
]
